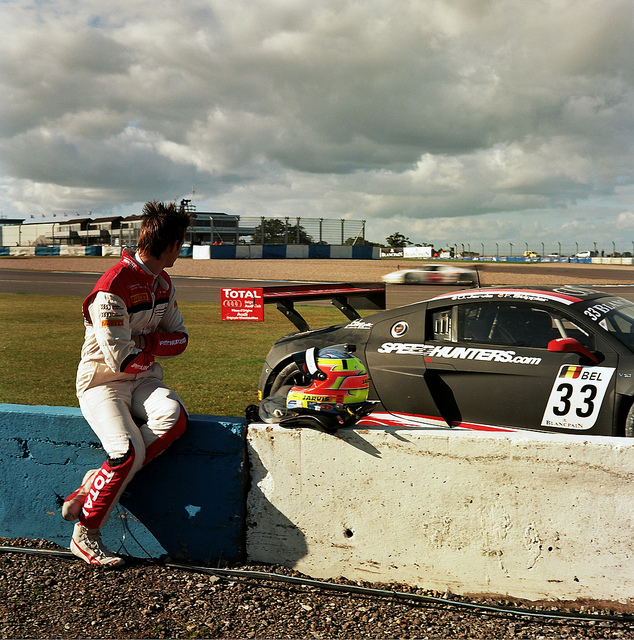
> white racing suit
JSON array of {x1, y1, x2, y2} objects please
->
[{"x1": 74, "y1": 249, "x2": 189, "y2": 530}]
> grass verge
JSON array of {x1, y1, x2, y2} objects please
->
[{"x1": 0, "y1": 293, "x2": 351, "y2": 417}]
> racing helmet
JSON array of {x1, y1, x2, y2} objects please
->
[{"x1": 286, "y1": 345, "x2": 370, "y2": 415}]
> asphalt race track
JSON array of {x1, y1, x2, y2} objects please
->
[
  {"x1": 0, "y1": 269, "x2": 288, "y2": 303},
  {"x1": 1, "y1": 261, "x2": 634, "y2": 308}
]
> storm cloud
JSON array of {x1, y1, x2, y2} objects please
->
[{"x1": 1, "y1": 0, "x2": 632, "y2": 251}]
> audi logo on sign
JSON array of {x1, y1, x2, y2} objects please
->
[{"x1": 222, "y1": 299, "x2": 245, "y2": 308}]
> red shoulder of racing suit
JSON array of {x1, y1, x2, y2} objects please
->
[{"x1": 83, "y1": 252, "x2": 188, "y2": 374}]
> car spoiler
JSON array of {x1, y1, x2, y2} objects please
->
[{"x1": 262, "y1": 283, "x2": 386, "y2": 332}]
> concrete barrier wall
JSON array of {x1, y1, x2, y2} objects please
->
[
  {"x1": 0, "y1": 246, "x2": 104, "y2": 257},
  {"x1": 0, "y1": 404, "x2": 245, "y2": 563},
  {"x1": 246, "y1": 424, "x2": 634, "y2": 605},
  {"x1": 3, "y1": 403, "x2": 634, "y2": 606},
  {"x1": 0, "y1": 244, "x2": 380, "y2": 259},
  {"x1": 193, "y1": 244, "x2": 380, "y2": 259}
]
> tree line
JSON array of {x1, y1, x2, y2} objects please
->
[{"x1": 252, "y1": 220, "x2": 417, "y2": 248}]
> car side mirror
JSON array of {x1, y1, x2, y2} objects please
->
[{"x1": 547, "y1": 337, "x2": 599, "y2": 364}]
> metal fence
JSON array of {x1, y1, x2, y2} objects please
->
[
  {"x1": 230, "y1": 217, "x2": 366, "y2": 245},
  {"x1": 446, "y1": 242, "x2": 632, "y2": 259}
]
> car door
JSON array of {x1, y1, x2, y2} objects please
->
[
  {"x1": 364, "y1": 305, "x2": 439, "y2": 418},
  {"x1": 422, "y1": 300, "x2": 619, "y2": 435}
]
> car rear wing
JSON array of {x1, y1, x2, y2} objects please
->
[{"x1": 262, "y1": 283, "x2": 386, "y2": 332}]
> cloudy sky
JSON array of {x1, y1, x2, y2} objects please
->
[{"x1": 1, "y1": 0, "x2": 633, "y2": 254}]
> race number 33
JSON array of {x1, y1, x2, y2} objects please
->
[{"x1": 542, "y1": 366, "x2": 614, "y2": 430}]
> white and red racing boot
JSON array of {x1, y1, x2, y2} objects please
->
[
  {"x1": 61, "y1": 469, "x2": 99, "y2": 522},
  {"x1": 70, "y1": 523, "x2": 125, "y2": 567}
]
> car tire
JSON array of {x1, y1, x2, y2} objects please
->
[
  {"x1": 625, "y1": 403, "x2": 634, "y2": 437},
  {"x1": 269, "y1": 361, "x2": 305, "y2": 396}
]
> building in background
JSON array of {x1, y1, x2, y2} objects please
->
[{"x1": 0, "y1": 200, "x2": 366, "y2": 248}]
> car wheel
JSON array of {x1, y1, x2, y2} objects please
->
[
  {"x1": 269, "y1": 361, "x2": 306, "y2": 396},
  {"x1": 625, "y1": 403, "x2": 634, "y2": 437}
]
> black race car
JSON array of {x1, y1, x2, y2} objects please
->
[{"x1": 257, "y1": 285, "x2": 634, "y2": 437}]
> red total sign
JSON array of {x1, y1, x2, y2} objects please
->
[{"x1": 221, "y1": 288, "x2": 264, "y2": 321}]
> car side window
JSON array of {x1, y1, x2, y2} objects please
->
[
  {"x1": 431, "y1": 308, "x2": 453, "y2": 341},
  {"x1": 457, "y1": 303, "x2": 593, "y2": 349},
  {"x1": 486, "y1": 305, "x2": 556, "y2": 347},
  {"x1": 458, "y1": 304, "x2": 498, "y2": 344}
]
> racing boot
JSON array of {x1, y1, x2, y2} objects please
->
[
  {"x1": 70, "y1": 523, "x2": 125, "y2": 568},
  {"x1": 61, "y1": 469, "x2": 99, "y2": 522}
]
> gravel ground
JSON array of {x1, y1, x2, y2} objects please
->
[
  {"x1": 1, "y1": 538, "x2": 632, "y2": 640},
  {"x1": 2, "y1": 256, "x2": 634, "y2": 639}
]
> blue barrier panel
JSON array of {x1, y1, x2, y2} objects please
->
[
  {"x1": 84, "y1": 246, "x2": 102, "y2": 256},
  {"x1": 0, "y1": 404, "x2": 245, "y2": 562},
  {"x1": 308, "y1": 245, "x2": 331, "y2": 259},
  {"x1": 0, "y1": 247, "x2": 9, "y2": 256},
  {"x1": 351, "y1": 246, "x2": 374, "y2": 260},
  {"x1": 179, "y1": 246, "x2": 193, "y2": 258},
  {"x1": 34, "y1": 246, "x2": 61, "y2": 256},
  {"x1": 262, "y1": 245, "x2": 287, "y2": 259},
  {"x1": 210, "y1": 245, "x2": 237, "y2": 259}
]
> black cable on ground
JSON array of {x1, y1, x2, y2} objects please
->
[
  {"x1": 1, "y1": 544, "x2": 633, "y2": 627},
  {"x1": 164, "y1": 561, "x2": 634, "y2": 625}
]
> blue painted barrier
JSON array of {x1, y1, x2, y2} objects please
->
[
  {"x1": 209, "y1": 244, "x2": 237, "y2": 259},
  {"x1": 308, "y1": 244, "x2": 331, "y2": 259},
  {"x1": 351, "y1": 245, "x2": 375, "y2": 260},
  {"x1": 261, "y1": 245, "x2": 288, "y2": 259},
  {"x1": 34, "y1": 246, "x2": 61, "y2": 256},
  {"x1": 0, "y1": 404, "x2": 246, "y2": 563}
]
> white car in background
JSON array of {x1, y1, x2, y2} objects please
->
[{"x1": 381, "y1": 263, "x2": 477, "y2": 285}]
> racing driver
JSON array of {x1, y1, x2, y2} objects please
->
[{"x1": 62, "y1": 201, "x2": 192, "y2": 567}]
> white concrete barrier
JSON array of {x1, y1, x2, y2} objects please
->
[
  {"x1": 193, "y1": 245, "x2": 211, "y2": 260},
  {"x1": 329, "y1": 245, "x2": 353, "y2": 259},
  {"x1": 593, "y1": 257, "x2": 634, "y2": 265},
  {"x1": 246, "y1": 424, "x2": 634, "y2": 605},
  {"x1": 9, "y1": 246, "x2": 35, "y2": 256},
  {"x1": 285, "y1": 244, "x2": 310, "y2": 258},
  {"x1": 236, "y1": 245, "x2": 263, "y2": 259},
  {"x1": 101, "y1": 245, "x2": 122, "y2": 256},
  {"x1": 59, "y1": 245, "x2": 89, "y2": 256}
]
